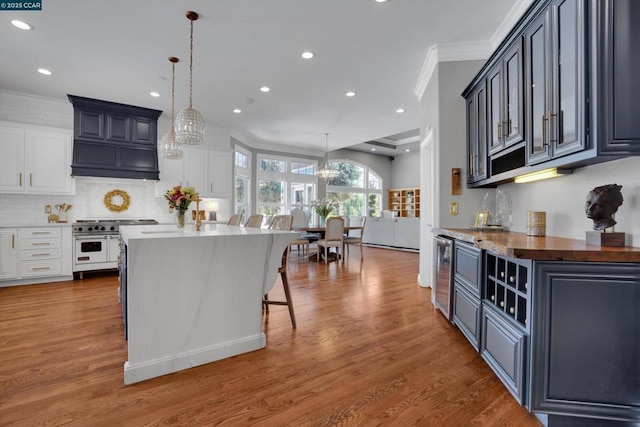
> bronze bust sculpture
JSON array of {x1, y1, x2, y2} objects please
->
[{"x1": 585, "y1": 184, "x2": 623, "y2": 230}]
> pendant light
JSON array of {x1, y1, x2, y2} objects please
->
[
  {"x1": 175, "y1": 11, "x2": 205, "y2": 145},
  {"x1": 316, "y1": 133, "x2": 340, "y2": 183},
  {"x1": 161, "y1": 56, "x2": 183, "y2": 160}
]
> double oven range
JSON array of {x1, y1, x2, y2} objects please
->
[{"x1": 72, "y1": 219, "x2": 157, "y2": 279}]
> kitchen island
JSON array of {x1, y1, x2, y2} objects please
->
[{"x1": 119, "y1": 224, "x2": 299, "y2": 385}]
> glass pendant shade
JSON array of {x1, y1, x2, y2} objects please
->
[
  {"x1": 176, "y1": 11, "x2": 205, "y2": 145},
  {"x1": 161, "y1": 56, "x2": 183, "y2": 160},
  {"x1": 316, "y1": 133, "x2": 340, "y2": 183},
  {"x1": 161, "y1": 128, "x2": 183, "y2": 159},
  {"x1": 175, "y1": 107, "x2": 205, "y2": 144}
]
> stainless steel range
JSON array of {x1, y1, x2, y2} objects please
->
[{"x1": 72, "y1": 219, "x2": 157, "y2": 278}]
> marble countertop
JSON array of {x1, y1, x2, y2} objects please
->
[
  {"x1": 0, "y1": 223, "x2": 72, "y2": 228},
  {"x1": 120, "y1": 223, "x2": 298, "y2": 243},
  {"x1": 433, "y1": 228, "x2": 640, "y2": 262}
]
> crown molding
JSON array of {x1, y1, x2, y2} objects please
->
[{"x1": 414, "y1": 0, "x2": 533, "y2": 102}]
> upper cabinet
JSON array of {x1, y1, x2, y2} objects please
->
[
  {"x1": 157, "y1": 147, "x2": 232, "y2": 199},
  {"x1": 462, "y1": 0, "x2": 640, "y2": 188},
  {"x1": 488, "y1": 38, "x2": 525, "y2": 156},
  {"x1": 0, "y1": 122, "x2": 75, "y2": 195},
  {"x1": 525, "y1": 0, "x2": 585, "y2": 165},
  {"x1": 466, "y1": 82, "x2": 488, "y2": 183}
]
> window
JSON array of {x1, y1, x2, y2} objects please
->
[
  {"x1": 234, "y1": 147, "x2": 251, "y2": 219},
  {"x1": 326, "y1": 160, "x2": 382, "y2": 217},
  {"x1": 256, "y1": 154, "x2": 317, "y2": 225}
]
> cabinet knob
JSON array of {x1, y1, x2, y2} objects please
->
[
  {"x1": 509, "y1": 307, "x2": 515, "y2": 314},
  {"x1": 509, "y1": 276, "x2": 515, "y2": 283},
  {"x1": 500, "y1": 271, "x2": 505, "y2": 278},
  {"x1": 490, "y1": 295, "x2": 495, "y2": 301},
  {"x1": 524, "y1": 283, "x2": 528, "y2": 290},
  {"x1": 499, "y1": 301, "x2": 505, "y2": 308}
]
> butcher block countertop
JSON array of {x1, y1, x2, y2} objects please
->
[{"x1": 434, "y1": 228, "x2": 640, "y2": 263}]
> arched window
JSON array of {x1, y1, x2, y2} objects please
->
[{"x1": 325, "y1": 160, "x2": 382, "y2": 217}]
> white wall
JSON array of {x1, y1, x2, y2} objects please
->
[{"x1": 500, "y1": 156, "x2": 640, "y2": 246}]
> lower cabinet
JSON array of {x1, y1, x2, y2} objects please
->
[
  {"x1": 480, "y1": 304, "x2": 528, "y2": 405},
  {"x1": 0, "y1": 228, "x2": 18, "y2": 280},
  {"x1": 0, "y1": 226, "x2": 72, "y2": 286},
  {"x1": 531, "y1": 261, "x2": 640, "y2": 423},
  {"x1": 452, "y1": 282, "x2": 481, "y2": 350}
]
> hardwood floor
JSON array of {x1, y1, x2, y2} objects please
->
[{"x1": 0, "y1": 247, "x2": 541, "y2": 426}]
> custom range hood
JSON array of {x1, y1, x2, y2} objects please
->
[{"x1": 68, "y1": 95, "x2": 162, "y2": 180}]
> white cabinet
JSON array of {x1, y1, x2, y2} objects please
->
[
  {"x1": 0, "y1": 229, "x2": 18, "y2": 280},
  {"x1": 0, "y1": 122, "x2": 75, "y2": 195},
  {"x1": 362, "y1": 218, "x2": 420, "y2": 250},
  {"x1": 155, "y1": 155, "x2": 183, "y2": 197},
  {"x1": 182, "y1": 148, "x2": 231, "y2": 198},
  {"x1": 0, "y1": 226, "x2": 72, "y2": 286}
]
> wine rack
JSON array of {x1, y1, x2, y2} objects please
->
[{"x1": 484, "y1": 253, "x2": 531, "y2": 329}]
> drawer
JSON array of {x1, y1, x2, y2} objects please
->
[
  {"x1": 454, "y1": 241, "x2": 482, "y2": 297},
  {"x1": 20, "y1": 237, "x2": 61, "y2": 250},
  {"x1": 452, "y1": 281, "x2": 481, "y2": 351},
  {"x1": 19, "y1": 228, "x2": 62, "y2": 238},
  {"x1": 480, "y1": 304, "x2": 528, "y2": 404},
  {"x1": 20, "y1": 259, "x2": 62, "y2": 278},
  {"x1": 20, "y1": 248, "x2": 62, "y2": 261}
]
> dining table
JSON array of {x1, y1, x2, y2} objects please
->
[{"x1": 293, "y1": 225, "x2": 363, "y2": 261}]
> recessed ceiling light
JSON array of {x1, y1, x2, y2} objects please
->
[
  {"x1": 233, "y1": 108, "x2": 242, "y2": 114},
  {"x1": 11, "y1": 20, "x2": 34, "y2": 30},
  {"x1": 405, "y1": 148, "x2": 410, "y2": 152},
  {"x1": 150, "y1": 92, "x2": 160, "y2": 97},
  {"x1": 345, "y1": 91, "x2": 356, "y2": 97},
  {"x1": 37, "y1": 68, "x2": 52, "y2": 76},
  {"x1": 260, "y1": 86, "x2": 270, "y2": 93},
  {"x1": 371, "y1": 148, "x2": 376, "y2": 151},
  {"x1": 301, "y1": 51, "x2": 315, "y2": 59},
  {"x1": 396, "y1": 108, "x2": 405, "y2": 113},
  {"x1": 374, "y1": 0, "x2": 390, "y2": 3}
]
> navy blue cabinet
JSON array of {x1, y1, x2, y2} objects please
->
[
  {"x1": 68, "y1": 95, "x2": 162, "y2": 180},
  {"x1": 462, "y1": 0, "x2": 640, "y2": 188}
]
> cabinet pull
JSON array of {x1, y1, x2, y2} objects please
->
[
  {"x1": 508, "y1": 119, "x2": 512, "y2": 136},
  {"x1": 32, "y1": 231, "x2": 51, "y2": 235},
  {"x1": 469, "y1": 155, "x2": 474, "y2": 176},
  {"x1": 541, "y1": 114, "x2": 548, "y2": 146},
  {"x1": 497, "y1": 122, "x2": 502, "y2": 141},
  {"x1": 19, "y1": 172, "x2": 23, "y2": 186},
  {"x1": 31, "y1": 266, "x2": 51, "y2": 271},
  {"x1": 12, "y1": 234, "x2": 15, "y2": 249},
  {"x1": 31, "y1": 242, "x2": 51, "y2": 246},
  {"x1": 548, "y1": 110, "x2": 556, "y2": 144},
  {"x1": 32, "y1": 253, "x2": 51, "y2": 257},
  {"x1": 30, "y1": 173, "x2": 33, "y2": 187},
  {"x1": 502, "y1": 120, "x2": 508, "y2": 139},
  {"x1": 210, "y1": 183, "x2": 213, "y2": 193}
]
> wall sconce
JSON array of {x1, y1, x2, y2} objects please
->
[
  {"x1": 208, "y1": 200, "x2": 219, "y2": 221},
  {"x1": 514, "y1": 167, "x2": 572, "y2": 184}
]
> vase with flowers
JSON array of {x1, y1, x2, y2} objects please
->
[
  {"x1": 311, "y1": 199, "x2": 339, "y2": 226},
  {"x1": 164, "y1": 185, "x2": 199, "y2": 228}
]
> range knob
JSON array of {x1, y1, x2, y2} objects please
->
[
  {"x1": 110, "y1": 226, "x2": 116, "y2": 231},
  {"x1": 77, "y1": 227, "x2": 83, "y2": 232},
  {"x1": 100, "y1": 226, "x2": 106, "y2": 231},
  {"x1": 88, "y1": 226, "x2": 93, "y2": 232}
]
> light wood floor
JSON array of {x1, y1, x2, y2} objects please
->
[{"x1": 0, "y1": 247, "x2": 541, "y2": 426}]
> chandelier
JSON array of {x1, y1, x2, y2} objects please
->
[
  {"x1": 160, "y1": 56, "x2": 183, "y2": 160},
  {"x1": 175, "y1": 11, "x2": 205, "y2": 145},
  {"x1": 316, "y1": 133, "x2": 340, "y2": 183}
]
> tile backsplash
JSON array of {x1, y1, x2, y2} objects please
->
[{"x1": 0, "y1": 177, "x2": 230, "y2": 226}]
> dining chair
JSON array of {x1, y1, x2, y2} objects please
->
[
  {"x1": 244, "y1": 214, "x2": 264, "y2": 228},
  {"x1": 227, "y1": 213, "x2": 243, "y2": 226},
  {"x1": 289, "y1": 208, "x2": 313, "y2": 257},
  {"x1": 269, "y1": 214, "x2": 293, "y2": 231},
  {"x1": 343, "y1": 216, "x2": 367, "y2": 260},
  {"x1": 316, "y1": 216, "x2": 345, "y2": 264}
]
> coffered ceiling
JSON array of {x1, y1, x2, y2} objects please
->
[{"x1": 0, "y1": 0, "x2": 526, "y2": 155}]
